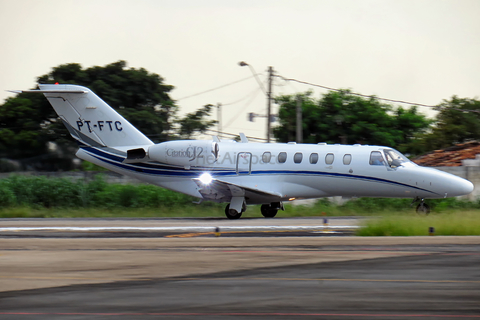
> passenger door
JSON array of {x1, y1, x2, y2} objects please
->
[{"x1": 236, "y1": 152, "x2": 252, "y2": 175}]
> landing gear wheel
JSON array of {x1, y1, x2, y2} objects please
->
[
  {"x1": 260, "y1": 204, "x2": 278, "y2": 218},
  {"x1": 416, "y1": 203, "x2": 430, "y2": 215},
  {"x1": 225, "y1": 204, "x2": 242, "y2": 219}
]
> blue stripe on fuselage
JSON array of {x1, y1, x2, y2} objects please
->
[
  {"x1": 82, "y1": 147, "x2": 232, "y2": 172},
  {"x1": 82, "y1": 147, "x2": 438, "y2": 195}
]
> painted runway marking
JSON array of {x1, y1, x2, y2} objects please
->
[
  {"x1": 165, "y1": 229, "x2": 342, "y2": 238},
  {"x1": 0, "y1": 225, "x2": 358, "y2": 232}
]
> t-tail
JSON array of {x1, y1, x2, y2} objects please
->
[{"x1": 11, "y1": 84, "x2": 153, "y2": 148}]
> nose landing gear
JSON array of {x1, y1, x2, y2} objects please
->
[{"x1": 411, "y1": 197, "x2": 431, "y2": 215}]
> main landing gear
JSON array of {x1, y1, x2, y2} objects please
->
[
  {"x1": 225, "y1": 204, "x2": 244, "y2": 219},
  {"x1": 260, "y1": 202, "x2": 282, "y2": 218},
  {"x1": 224, "y1": 202, "x2": 284, "y2": 219},
  {"x1": 412, "y1": 197, "x2": 431, "y2": 215}
]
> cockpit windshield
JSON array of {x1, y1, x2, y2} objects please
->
[{"x1": 383, "y1": 149, "x2": 414, "y2": 168}]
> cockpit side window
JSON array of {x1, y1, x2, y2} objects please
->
[
  {"x1": 383, "y1": 149, "x2": 409, "y2": 168},
  {"x1": 369, "y1": 151, "x2": 385, "y2": 166}
]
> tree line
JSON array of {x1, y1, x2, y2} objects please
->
[
  {"x1": 0, "y1": 60, "x2": 479, "y2": 171},
  {"x1": 273, "y1": 90, "x2": 480, "y2": 156}
]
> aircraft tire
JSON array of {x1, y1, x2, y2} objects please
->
[
  {"x1": 260, "y1": 204, "x2": 278, "y2": 218},
  {"x1": 225, "y1": 204, "x2": 242, "y2": 219},
  {"x1": 416, "y1": 203, "x2": 430, "y2": 215}
]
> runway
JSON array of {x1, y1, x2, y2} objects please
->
[
  {"x1": 0, "y1": 218, "x2": 479, "y2": 319},
  {"x1": 0, "y1": 217, "x2": 360, "y2": 238}
]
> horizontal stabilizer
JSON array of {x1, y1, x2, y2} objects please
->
[{"x1": 8, "y1": 90, "x2": 87, "y2": 94}]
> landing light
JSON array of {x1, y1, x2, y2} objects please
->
[{"x1": 199, "y1": 172, "x2": 213, "y2": 185}]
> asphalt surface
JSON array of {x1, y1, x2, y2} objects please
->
[
  {"x1": 0, "y1": 218, "x2": 479, "y2": 319},
  {"x1": 1, "y1": 249, "x2": 479, "y2": 319}
]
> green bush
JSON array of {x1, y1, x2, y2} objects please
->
[
  {"x1": 5, "y1": 175, "x2": 81, "y2": 208},
  {"x1": 0, "y1": 180, "x2": 16, "y2": 206},
  {"x1": 0, "y1": 174, "x2": 197, "y2": 209},
  {"x1": 0, "y1": 175, "x2": 478, "y2": 219}
]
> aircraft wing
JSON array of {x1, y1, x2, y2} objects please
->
[{"x1": 193, "y1": 177, "x2": 283, "y2": 203}]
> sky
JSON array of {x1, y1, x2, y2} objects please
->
[{"x1": 1, "y1": 0, "x2": 479, "y2": 141}]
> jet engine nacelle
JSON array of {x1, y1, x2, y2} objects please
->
[{"x1": 125, "y1": 140, "x2": 219, "y2": 167}]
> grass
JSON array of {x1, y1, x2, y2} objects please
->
[
  {"x1": 0, "y1": 206, "x2": 226, "y2": 218},
  {"x1": 2, "y1": 198, "x2": 480, "y2": 237},
  {"x1": 356, "y1": 211, "x2": 480, "y2": 236}
]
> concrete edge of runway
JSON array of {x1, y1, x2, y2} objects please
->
[{"x1": 2, "y1": 235, "x2": 480, "y2": 247}]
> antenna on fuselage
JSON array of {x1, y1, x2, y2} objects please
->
[{"x1": 239, "y1": 133, "x2": 248, "y2": 143}]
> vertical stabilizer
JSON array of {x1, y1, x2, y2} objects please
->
[{"x1": 37, "y1": 84, "x2": 153, "y2": 147}]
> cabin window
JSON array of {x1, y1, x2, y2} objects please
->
[
  {"x1": 343, "y1": 154, "x2": 352, "y2": 165},
  {"x1": 278, "y1": 152, "x2": 287, "y2": 163},
  {"x1": 325, "y1": 153, "x2": 334, "y2": 165},
  {"x1": 294, "y1": 152, "x2": 303, "y2": 164},
  {"x1": 370, "y1": 151, "x2": 385, "y2": 165},
  {"x1": 309, "y1": 153, "x2": 318, "y2": 164},
  {"x1": 262, "y1": 152, "x2": 271, "y2": 163}
]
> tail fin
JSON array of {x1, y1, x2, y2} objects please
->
[{"x1": 18, "y1": 84, "x2": 153, "y2": 147}]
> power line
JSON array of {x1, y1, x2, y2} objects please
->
[
  {"x1": 176, "y1": 74, "x2": 259, "y2": 101},
  {"x1": 146, "y1": 129, "x2": 268, "y2": 142},
  {"x1": 275, "y1": 74, "x2": 480, "y2": 114},
  {"x1": 223, "y1": 87, "x2": 263, "y2": 129},
  {"x1": 222, "y1": 86, "x2": 262, "y2": 106}
]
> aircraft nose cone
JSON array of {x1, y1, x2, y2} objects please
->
[
  {"x1": 460, "y1": 179, "x2": 474, "y2": 196},
  {"x1": 449, "y1": 177, "x2": 474, "y2": 197}
]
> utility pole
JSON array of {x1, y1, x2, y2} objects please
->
[
  {"x1": 266, "y1": 66, "x2": 273, "y2": 143},
  {"x1": 239, "y1": 61, "x2": 274, "y2": 143},
  {"x1": 296, "y1": 95, "x2": 303, "y2": 143},
  {"x1": 217, "y1": 103, "x2": 222, "y2": 138}
]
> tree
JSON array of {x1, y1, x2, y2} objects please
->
[
  {"x1": 0, "y1": 60, "x2": 218, "y2": 170},
  {"x1": 273, "y1": 90, "x2": 431, "y2": 152},
  {"x1": 176, "y1": 104, "x2": 217, "y2": 139},
  {"x1": 421, "y1": 97, "x2": 480, "y2": 150},
  {"x1": 36, "y1": 60, "x2": 177, "y2": 143},
  {"x1": 0, "y1": 61, "x2": 177, "y2": 161},
  {"x1": 0, "y1": 94, "x2": 51, "y2": 159}
]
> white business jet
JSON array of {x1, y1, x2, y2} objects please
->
[{"x1": 11, "y1": 84, "x2": 474, "y2": 219}]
